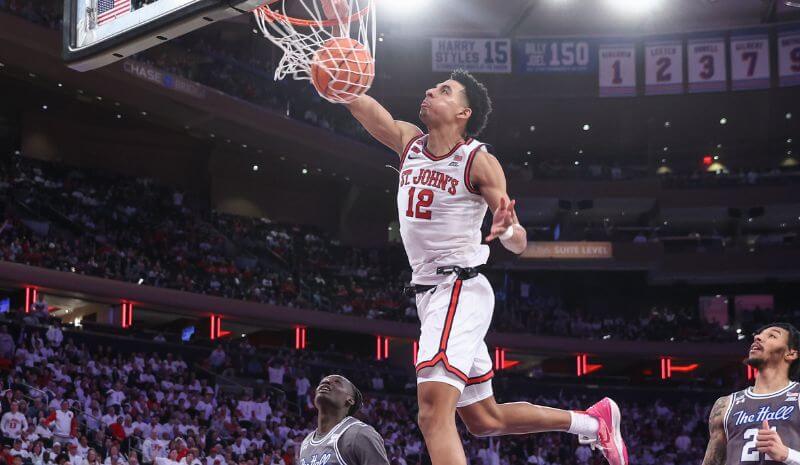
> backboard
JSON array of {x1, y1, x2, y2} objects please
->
[{"x1": 62, "y1": 0, "x2": 267, "y2": 72}]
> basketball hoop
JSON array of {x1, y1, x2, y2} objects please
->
[{"x1": 253, "y1": 0, "x2": 376, "y2": 86}]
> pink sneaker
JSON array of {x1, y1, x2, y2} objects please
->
[{"x1": 581, "y1": 397, "x2": 629, "y2": 465}]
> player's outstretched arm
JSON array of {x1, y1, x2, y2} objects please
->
[
  {"x1": 701, "y1": 395, "x2": 730, "y2": 465},
  {"x1": 470, "y1": 150, "x2": 527, "y2": 255},
  {"x1": 344, "y1": 95, "x2": 422, "y2": 155}
]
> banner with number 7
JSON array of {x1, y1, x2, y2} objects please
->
[{"x1": 730, "y1": 29, "x2": 771, "y2": 90}]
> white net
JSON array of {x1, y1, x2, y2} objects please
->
[{"x1": 253, "y1": 0, "x2": 376, "y2": 103}]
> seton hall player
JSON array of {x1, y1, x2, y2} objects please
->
[
  {"x1": 337, "y1": 69, "x2": 628, "y2": 465},
  {"x1": 702, "y1": 322, "x2": 800, "y2": 465},
  {"x1": 298, "y1": 375, "x2": 389, "y2": 465}
]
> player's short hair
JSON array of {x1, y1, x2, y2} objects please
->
[
  {"x1": 756, "y1": 322, "x2": 800, "y2": 380},
  {"x1": 346, "y1": 379, "x2": 363, "y2": 416},
  {"x1": 450, "y1": 69, "x2": 492, "y2": 138}
]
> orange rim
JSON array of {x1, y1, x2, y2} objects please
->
[{"x1": 254, "y1": 4, "x2": 371, "y2": 27}]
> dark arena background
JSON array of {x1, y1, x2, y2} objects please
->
[{"x1": 0, "y1": 0, "x2": 800, "y2": 464}]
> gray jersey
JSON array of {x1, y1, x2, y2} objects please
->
[
  {"x1": 724, "y1": 381, "x2": 800, "y2": 465},
  {"x1": 298, "y1": 417, "x2": 389, "y2": 465}
]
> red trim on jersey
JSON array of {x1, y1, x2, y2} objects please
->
[
  {"x1": 413, "y1": 280, "x2": 474, "y2": 384},
  {"x1": 464, "y1": 144, "x2": 485, "y2": 195},
  {"x1": 399, "y1": 133, "x2": 425, "y2": 170},
  {"x1": 466, "y1": 370, "x2": 494, "y2": 385},
  {"x1": 438, "y1": 279, "x2": 463, "y2": 351},
  {"x1": 422, "y1": 136, "x2": 474, "y2": 161},
  {"x1": 415, "y1": 353, "x2": 470, "y2": 383}
]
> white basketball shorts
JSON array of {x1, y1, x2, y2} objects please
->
[{"x1": 414, "y1": 273, "x2": 495, "y2": 408}]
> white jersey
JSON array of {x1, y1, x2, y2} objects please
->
[{"x1": 397, "y1": 134, "x2": 490, "y2": 284}]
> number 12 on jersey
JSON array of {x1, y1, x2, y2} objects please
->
[{"x1": 406, "y1": 187, "x2": 434, "y2": 220}]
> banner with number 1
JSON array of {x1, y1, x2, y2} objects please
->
[
  {"x1": 730, "y1": 29, "x2": 771, "y2": 91},
  {"x1": 598, "y1": 42, "x2": 637, "y2": 97}
]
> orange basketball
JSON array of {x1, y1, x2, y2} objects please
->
[{"x1": 311, "y1": 37, "x2": 374, "y2": 103}]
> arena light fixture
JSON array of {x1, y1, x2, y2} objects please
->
[
  {"x1": 302, "y1": 168, "x2": 308, "y2": 174},
  {"x1": 663, "y1": 146, "x2": 668, "y2": 152},
  {"x1": 788, "y1": 138, "x2": 793, "y2": 143},
  {"x1": 664, "y1": 121, "x2": 671, "y2": 128},
  {"x1": 605, "y1": 0, "x2": 662, "y2": 15},
  {"x1": 719, "y1": 117, "x2": 727, "y2": 125},
  {"x1": 529, "y1": 125, "x2": 536, "y2": 132},
  {"x1": 582, "y1": 124, "x2": 590, "y2": 131},
  {"x1": 252, "y1": 165, "x2": 259, "y2": 171},
  {"x1": 380, "y1": 0, "x2": 428, "y2": 16},
  {"x1": 787, "y1": 112, "x2": 793, "y2": 120}
]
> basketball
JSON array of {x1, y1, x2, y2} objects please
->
[{"x1": 311, "y1": 37, "x2": 374, "y2": 104}]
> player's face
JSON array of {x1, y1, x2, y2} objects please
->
[
  {"x1": 314, "y1": 375, "x2": 353, "y2": 411},
  {"x1": 746, "y1": 326, "x2": 797, "y2": 369},
  {"x1": 420, "y1": 80, "x2": 470, "y2": 129}
]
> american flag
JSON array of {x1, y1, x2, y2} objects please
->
[{"x1": 97, "y1": 0, "x2": 131, "y2": 26}]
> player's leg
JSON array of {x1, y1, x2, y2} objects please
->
[
  {"x1": 456, "y1": 367, "x2": 627, "y2": 465},
  {"x1": 412, "y1": 277, "x2": 481, "y2": 465},
  {"x1": 455, "y1": 342, "x2": 588, "y2": 436},
  {"x1": 416, "y1": 371, "x2": 466, "y2": 465},
  {"x1": 457, "y1": 394, "x2": 583, "y2": 436}
]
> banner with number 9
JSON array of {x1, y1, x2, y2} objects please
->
[{"x1": 778, "y1": 27, "x2": 800, "y2": 87}]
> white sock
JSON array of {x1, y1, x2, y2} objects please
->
[{"x1": 568, "y1": 411, "x2": 599, "y2": 439}]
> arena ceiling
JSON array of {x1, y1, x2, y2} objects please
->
[{"x1": 379, "y1": 0, "x2": 795, "y2": 37}]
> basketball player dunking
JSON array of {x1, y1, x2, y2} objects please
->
[
  {"x1": 298, "y1": 375, "x2": 390, "y2": 465},
  {"x1": 336, "y1": 69, "x2": 628, "y2": 465},
  {"x1": 702, "y1": 322, "x2": 800, "y2": 465}
]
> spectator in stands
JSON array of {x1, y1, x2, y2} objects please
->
[
  {"x1": 42, "y1": 400, "x2": 76, "y2": 445},
  {"x1": 0, "y1": 326, "x2": 15, "y2": 359},
  {"x1": 45, "y1": 322, "x2": 63, "y2": 347},
  {"x1": 1, "y1": 403, "x2": 28, "y2": 440}
]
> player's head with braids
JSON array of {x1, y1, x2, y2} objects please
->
[
  {"x1": 747, "y1": 322, "x2": 800, "y2": 381},
  {"x1": 314, "y1": 374, "x2": 363, "y2": 419},
  {"x1": 450, "y1": 69, "x2": 493, "y2": 138}
]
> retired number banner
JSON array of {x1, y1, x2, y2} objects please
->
[
  {"x1": 515, "y1": 38, "x2": 595, "y2": 73},
  {"x1": 730, "y1": 29, "x2": 771, "y2": 90},
  {"x1": 431, "y1": 38, "x2": 512, "y2": 74},
  {"x1": 644, "y1": 38, "x2": 684, "y2": 95},
  {"x1": 687, "y1": 34, "x2": 727, "y2": 93},
  {"x1": 598, "y1": 42, "x2": 637, "y2": 97},
  {"x1": 778, "y1": 27, "x2": 800, "y2": 87}
]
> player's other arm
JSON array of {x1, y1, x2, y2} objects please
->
[
  {"x1": 701, "y1": 395, "x2": 730, "y2": 465},
  {"x1": 344, "y1": 95, "x2": 422, "y2": 155},
  {"x1": 470, "y1": 150, "x2": 527, "y2": 255}
]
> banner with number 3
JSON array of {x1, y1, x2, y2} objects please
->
[
  {"x1": 730, "y1": 29, "x2": 771, "y2": 90},
  {"x1": 687, "y1": 34, "x2": 727, "y2": 93}
]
